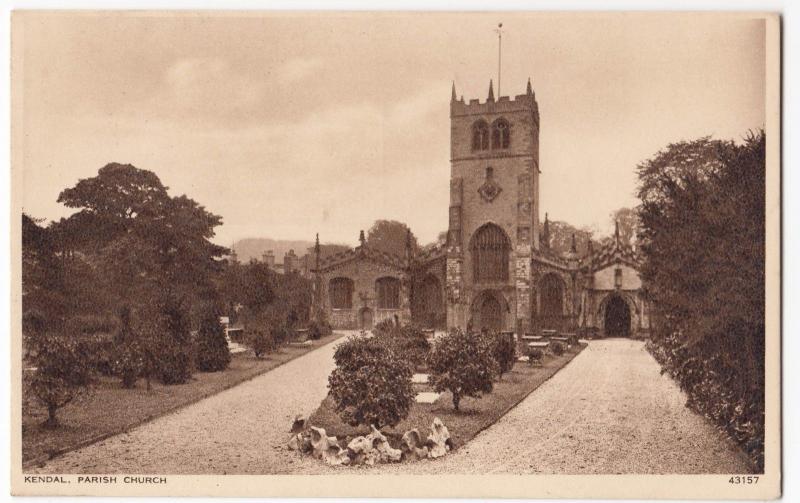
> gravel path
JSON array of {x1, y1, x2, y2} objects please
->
[
  {"x1": 34, "y1": 336, "x2": 347, "y2": 474},
  {"x1": 359, "y1": 338, "x2": 752, "y2": 475},
  {"x1": 35, "y1": 338, "x2": 752, "y2": 475}
]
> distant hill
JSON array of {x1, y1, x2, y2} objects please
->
[{"x1": 232, "y1": 238, "x2": 351, "y2": 264}]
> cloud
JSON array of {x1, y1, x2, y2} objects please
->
[
  {"x1": 163, "y1": 57, "x2": 266, "y2": 115},
  {"x1": 277, "y1": 58, "x2": 323, "y2": 85}
]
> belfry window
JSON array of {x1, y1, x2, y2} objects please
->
[
  {"x1": 472, "y1": 121, "x2": 489, "y2": 151},
  {"x1": 329, "y1": 277, "x2": 353, "y2": 309},
  {"x1": 471, "y1": 223, "x2": 510, "y2": 282},
  {"x1": 491, "y1": 119, "x2": 510, "y2": 149}
]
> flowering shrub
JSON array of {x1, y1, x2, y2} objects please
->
[{"x1": 328, "y1": 334, "x2": 414, "y2": 429}]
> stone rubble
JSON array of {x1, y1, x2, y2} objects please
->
[{"x1": 288, "y1": 417, "x2": 453, "y2": 466}]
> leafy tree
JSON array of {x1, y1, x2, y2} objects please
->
[
  {"x1": 366, "y1": 220, "x2": 418, "y2": 257},
  {"x1": 428, "y1": 329, "x2": 499, "y2": 411},
  {"x1": 543, "y1": 219, "x2": 596, "y2": 256},
  {"x1": 610, "y1": 207, "x2": 641, "y2": 247},
  {"x1": 637, "y1": 131, "x2": 765, "y2": 470},
  {"x1": 328, "y1": 334, "x2": 414, "y2": 429},
  {"x1": 24, "y1": 312, "x2": 95, "y2": 428},
  {"x1": 195, "y1": 309, "x2": 231, "y2": 372}
]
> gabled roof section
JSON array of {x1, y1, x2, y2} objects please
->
[
  {"x1": 316, "y1": 243, "x2": 407, "y2": 273},
  {"x1": 581, "y1": 234, "x2": 641, "y2": 272}
]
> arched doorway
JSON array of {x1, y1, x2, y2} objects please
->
[
  {"x1": 472, "y1": 291, "x2": 503, "y2": 332},
  {"x1": 604, "y1": 295, "x2": 631, "y2": 337},
  {"x1": 358, "y1": 307, "x2": 373, "y2": 330}
]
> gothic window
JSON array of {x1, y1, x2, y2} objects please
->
[
  {"x1": 472, "y1": 120, "x2": 489, "y2": 151},
  {"x1": 491, "y1": 118, "x2": 511, "y2": 149},
  {"x1": 540, "y1": 274, "x2": 564, "y2": 316},
  {"x1": 376, "y1": 277, "x2": 401, "y2": 309},
  {"x1": 329, "y1": 277, "x2": 353, "y2": 309},
  {"x1": 470, "y1": 223, "x2": 510, "y2": 282}
]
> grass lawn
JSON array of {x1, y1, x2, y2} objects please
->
[
  {"x1": 307, "y1": 342, "x2": 587, "y2": 454},
  {"x1": 22, "y1": 331, "x2": 344, "y2": 467}
]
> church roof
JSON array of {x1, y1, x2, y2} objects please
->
[
  {"x1": 581, "y1": 234, "x2": 641, "y2": 272},
  {"x1": 315, "y1": 243, "x2": 407, "y2": 273}
]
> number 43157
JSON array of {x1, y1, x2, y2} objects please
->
[{"x1": 729, "y1": 476, "x2": 759, "y2": 484}]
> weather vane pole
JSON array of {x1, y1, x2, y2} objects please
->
[{"x1": 495, "y1": 22, "x2": 504, "y2": 96}]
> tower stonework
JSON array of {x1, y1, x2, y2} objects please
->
[{"x1": 446, "y1": 80, "x2": 541, "y2": 332}]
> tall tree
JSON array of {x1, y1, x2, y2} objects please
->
[
  {"x1": 637, "y1": 132, "x2": 765, "y2": 469},
  {"x1": 366, "y1": 220, "x2": 418, "y2": 257}
]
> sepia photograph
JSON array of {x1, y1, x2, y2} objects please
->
[{"x1": 9, "y1": 10, "x2": 781, "y2": 499}]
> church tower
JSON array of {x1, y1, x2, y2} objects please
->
[{"x1": 446, "y1": 79, "x2": 540, "y2": 333}]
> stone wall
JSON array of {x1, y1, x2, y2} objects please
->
[{"x1": 318, "y1": 258, "x2": 409, "y2": 330}]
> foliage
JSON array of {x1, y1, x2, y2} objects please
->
[
  {"x1": 245, "y1": 327, "x2": 275, "y2": 359},
  {"x1": 156, "y1": 296, "x2": 194, "y2": 385},
  {"x1": 194, "y1": 309, "x2": 231, "y2": 372},
  {"x1": 308, "y1": 316, "x2": 332, "y2": 340},
  {"x1": 542, "y1": 219, "x2": 596, "y2": 256},
  {"x1": 567, "y1": 334, "x2": 580, "y2": 348},
  {"x1": 527, "y1": 347, "x2": 544, "y2": 365},
  {"x1": 428, "y1": 329, "x2": 499, "y2": 411},
  {"x1": 366, "y1": 219, "x2": 418, "y2": 257},
  {"x1": 373, "y1": 322, "x2": 431, "y2": 368},
  {"x1": 636, "y1": 131, "x2": 765, "y2": 470},
  {"x1": 25, "y1": 324, "x2": 95, "y2": 428},
  {"x1": 551, "y1": 341, "x2": 564, "y2": 356},
  {"x1": 328, "y1": 334, "x2": 414, "y2": 429},
  {"x1": 490, "y1": 333, "x2": 517, "y2": 378}
]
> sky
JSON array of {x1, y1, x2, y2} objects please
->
[{"x1": 15, "y1": 12, "x2": 766, "y2": 247}]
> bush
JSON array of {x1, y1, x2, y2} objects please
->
[
  {"x1": 328, "y1": 334, "x2": 414, "y2": 429},
  {"x1": 307, "y1": 318, "x2": 332, "y2": 340},
  {"x1": 551, "y1": 341, "x2": 564, "y2": 356},
  {"x1": 245, "y1": 327, "x2": 275, "y2": 358},
  {"x1": 195, "y1": 311, "x2": 231, "y2": 372},
  {"x1": 26, "y1": 332, "x2": 94, "y2": 428},
  {"x1": 157, "y1": 298, "x2": 194, "y2": 385},
  {"x1": 567, "y1": 334, "x2": 579, "y2": 348},
  {"x1": 490, "y1": 332, "x2": 517, "y2": 378},
  {"x1": 429, "y1": 329, "x2": 499, "y2": 411},
  {"x1": 527, "y1": 347, "x2": 544, "y2": 366},
  {"x1": 374, "y1": 323, "x2": 431, "y2": 368}
]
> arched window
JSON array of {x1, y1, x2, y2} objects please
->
[
  {"x1": 329, "y1": 277, "x2": 353, "y2": 309},
  {"x1": 491, "y1": 118, "x2": 510, "y2": 149},
  {"x1": 472, "y1": 120, "x2": 489, "y2": 151},
  {"x1": 540, "y1": 274, "x2": 564, "y2": 316},
  {"x1": 471, "y1": 224, "x2": 510, "y2": 282},
  {"x1": 376, "y1": 277, "x2": 401, "y2": 309}
]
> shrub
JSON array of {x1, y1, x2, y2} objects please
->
[
  {"x1": 26, "y1": 331, "x2": 94, "y2": 428},
  {"x1": 373, "y1": 318, "x2": 396, "y2": 334},
  {"x1": 328, "y1": 334, "x2": 414, "y2": 429},
  {"x1": 527, "y1": 347, "x2": 544, "y2": 366},
  {"x1": 551, "y1": 341, "x2": 564, "y2": 356},
  {"x1": 567, "y1": 334, "x2": 579, "y2": 348},
  {"x1": 157, "y1": 298, "x2": 194, "y2": 385},
  {"x1": 245, "y1": 327, "x2": 275, "y2": 358},
  {"x1": 307, "y1": 318, "x2": 332, "y2": 340},
  {"x1": 490, "y1": 332, "x2": 517, "y2": 378},
  {"x1": 428, "y1": 328, "x2": 499, "y2": 411},
  {"x1": 374, "y1": 323, "x2": 431, "y2": 368},
  {"x1": 195, "y1": 311, "x2": 231, "y2": 372}
]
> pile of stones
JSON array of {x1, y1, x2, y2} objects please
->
[{"x1": 287, "y1": 416, "x2": 453, "y2": 466}]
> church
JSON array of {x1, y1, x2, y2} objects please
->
[{"x1": 310, "y1": 80, "x2": 651, "y2": 339}]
